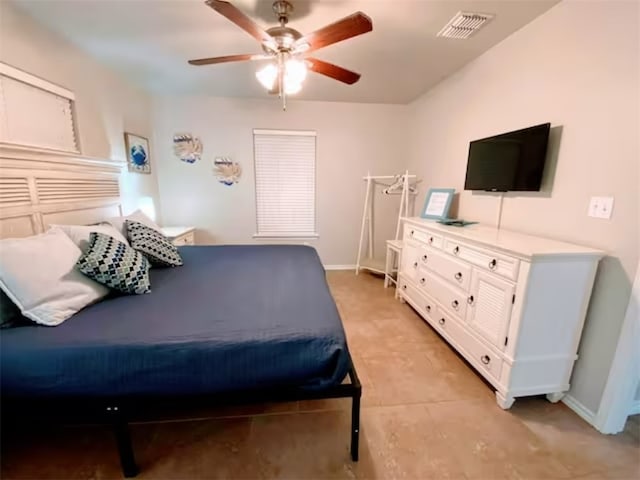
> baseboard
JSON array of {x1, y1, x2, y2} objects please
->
[
  {"x1": 562, "y1": 394, "x2": 596, "y2": 426},
  {"x1": 324, "y1": 264, "x2": 356, "y2": 271},
  {"x1": 629, "y1": 400, "x2": 640, "y2": 415}
]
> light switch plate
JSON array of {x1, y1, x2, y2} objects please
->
[{"x1": 588, "y1": 196, "x2": 614, "y2": 219}]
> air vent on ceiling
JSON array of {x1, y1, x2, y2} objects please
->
[{"x1": 437, "y1": 11, "x2": 494, "y2": 39}]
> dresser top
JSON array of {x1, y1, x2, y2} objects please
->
[{"x1": 403, "y1": 217, "x2": 605, "y2": 260}]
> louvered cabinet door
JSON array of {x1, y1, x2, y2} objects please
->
[
  {"x1": 466, "y1": 270, "x2": 515, "y2": 349},
  {"x1": 400, "y1": 240, "x2": 421, "y2": 283}
]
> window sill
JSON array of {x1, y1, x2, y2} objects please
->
[{"x1": 253, "y1": 233, "x2": 319, "y2": 240}]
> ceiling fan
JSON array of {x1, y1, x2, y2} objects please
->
[{"x1": 188, "y1": 0, "x2": 373, "y2": 109}]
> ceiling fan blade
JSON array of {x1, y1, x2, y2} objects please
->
[
  {"x1": 306, "y1": 58, "x2": 361, "y2": 85},
  {"x1": 188, "y1": 53, "x2": 271, "y2": 66},
  {"x1": 205, "y1": 0, "x2": 276, "y2": 50},
  {"x1": 295, "y1": 12, "x2": 372, "y2": 53}
]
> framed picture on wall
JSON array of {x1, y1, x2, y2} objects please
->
[
  {"x1": 420, "y1": 188, "x2": 455, "y2": 220},
  {"x1": 124, "y1": 132, "x2": 151, "y2": 174}
]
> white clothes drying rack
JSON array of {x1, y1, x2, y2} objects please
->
[{"x1": 356, "y1": 171, "x2": 418, "y2": 275}]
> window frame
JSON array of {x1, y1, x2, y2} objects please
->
[
  {"x1": 252, "y1": 129, "x2": 318, "y2": 239},
  {"x1": 0, "y1": 62, "x2": 80, "y2": 154}
]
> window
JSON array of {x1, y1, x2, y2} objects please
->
[
  {"x1": 253, "y1": 129, "x2": 317, "y2": 238},
  {"x1": 0, "y1": 62, "x2": 78, "y2": 153}
]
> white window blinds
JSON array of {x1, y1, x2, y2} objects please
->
[
  {"x1": 0, "y1": 63, "x2": 78, "y2": 153},
  {"x1": 253, "y1": 129, "x2": 317, "y2": 237}
]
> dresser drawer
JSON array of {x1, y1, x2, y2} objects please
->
[
  {"x1": 420, "y1": 246, "x2": 472, "y2": 291},
  {"x1": 405, "y1": 226, "x2": 443, "y2": 249},
  {"x1": 441, "y1": 311, "x2": 504, "y2": 382},
  {"x1": 398, "y1": 274, "x2": 438, "y2": 321},
  {"x1": 419, "y1": 270, "x2": 468, "y2": 320},
  {"x1": 444, "y1": 239, "x2": 519, "y2": 281}
]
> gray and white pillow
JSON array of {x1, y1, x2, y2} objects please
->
[
  {"x1": 126, "y1": 220, "x2": 183, "y2": 268},
  {"x1": 76, "y1": 232, "x2": 151, "y2": 295}
]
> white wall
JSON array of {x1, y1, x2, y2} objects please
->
[
  {"x1": 407, "y1": 0, "x2": 639, "y2": 414},
  {"x1": 0, "y1": 2, "x2": 161, "y2": 221},
  {"x1": 153, "y1": 96, "x2": 409, "y2": 265}
]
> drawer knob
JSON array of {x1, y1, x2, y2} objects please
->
[
  {"x1": 439, "y1": 318, "x2": 446, "y2": 325},
  {"x1": 402, "y1": 284, "x2": 407, "y2": 290},
  {"x1": 426, "y1": 305, "x2": 431, "y2": 313},
  {"x1": 467, "y1": 295, "x2": 475, "y2": 305},
  {"x1": 413, "y1": 261, "x2": 418, "y2": 268},
  {"x1": 481, "y1": 355, "x2": 491, "y2": 365},
  {"x1": 429, "y1": 236, "x2": 434, "y2": 244},
  {"x1": 451, "y1": 300, "x2": 459, "y2": 310},
  {"x1": 453, "y1": 246, "x2": 460, "y2": 255},
  {"x1": 489, "y1": 259, "x2": 497, "y2": 270},
  {"x1": 454, "y1": 272, "x2": 463, "y2": 281},
  {"x1": 419, "y1": 278, "x2": 426, "y2": 285},
  {"x1": 411, "y1": 230, "x2": 415, "y2": 236},
  {"x1": 422, "y1": 254, "x2": 428, "y2": 262}
]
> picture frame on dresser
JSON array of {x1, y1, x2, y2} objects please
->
[{"x1": 420, "y1": 188, "x2": 455, "y2": 220}]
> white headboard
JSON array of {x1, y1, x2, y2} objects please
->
[{"x1": 0, "y1": 144, "x2": 123, "y2": 239}]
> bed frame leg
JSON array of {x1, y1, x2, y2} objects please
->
[
  {"x1": 350, "y1": 390, "x2": 361, "y2": 461},
  {"x1": 108, "y1": 408, "x2": 139, "y2": 478}
]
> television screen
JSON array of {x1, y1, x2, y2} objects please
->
[{"x1": 464, "y1": 123, "x2": 551, "y2": 192}]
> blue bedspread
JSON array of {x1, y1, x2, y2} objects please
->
[{"x1": 0, "y1": 245, "x2": 350, "y2": 398}]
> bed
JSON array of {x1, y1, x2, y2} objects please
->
[
  {"x1": 2, "y1": 244, "x2": 351, "y2": 397},
  {"x1": 0, "y1": 244, "x2": 361, "y2": 477},
  {"x1": 0, "y1": 146, "x2": 361, "y2": 477}
]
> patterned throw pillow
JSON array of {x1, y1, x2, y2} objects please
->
[
  {"x1": 126, "y1": 220, "x2": 183, "y2": 268},
  {"x1": 76, "y1": 232, "x2": 151, "y2": 295}
]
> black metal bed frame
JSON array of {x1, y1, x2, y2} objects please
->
[{"x1": 2, "y1": 362, "x2": 362, "y2": 478}]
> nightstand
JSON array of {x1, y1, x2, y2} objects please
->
[{"x1": 161, "y1": 226, "x2": 195, "y2": 246}]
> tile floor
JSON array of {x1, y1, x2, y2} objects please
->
[{"x1": 1, "y1": 271, "x2": 638, "y2": 479}]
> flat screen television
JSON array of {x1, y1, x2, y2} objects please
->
[{"x1": 464, "y1": 123, "x2": 551, "y2": 192}]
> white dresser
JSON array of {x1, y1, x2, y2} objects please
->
[{"x1": 398, "y1": 218, "x2": 604, "y2": 409}]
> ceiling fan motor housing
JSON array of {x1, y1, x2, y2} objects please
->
[{"x1": 264, "y1": 25, "x2": 303, "y2": 53}]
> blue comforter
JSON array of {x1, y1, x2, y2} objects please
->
[{"x1": 0, "y1": 245, "x2": 350, "y2": 397}]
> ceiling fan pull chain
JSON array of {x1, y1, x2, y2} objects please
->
[{"x1": 278, "y1": 52, "x2": 287, "y2": 111}]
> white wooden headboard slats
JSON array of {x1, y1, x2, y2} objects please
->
[
  {"x1": 0, "y1": 144, "x2": 124, "y2": 239},
  {"x1": 0, "y1": 176, "x2": 30, "y2": 206}
]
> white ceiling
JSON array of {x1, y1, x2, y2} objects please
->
[{"x1": 11, "y1": 0, "x2": 559, "y2": 104}]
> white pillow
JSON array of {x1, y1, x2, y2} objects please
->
[
  {"x1": 106, "y1": 209, "x2": 161, "y2": 238},
  {"x1": 52, "y1": 223, "x2": 129, "y2": 252},
  {"x1": 0, "y1": 228, "x2": 109, "y2": 326}
]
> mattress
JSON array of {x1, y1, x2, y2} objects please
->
[{"x1": 0, "y1": 245, "x2": 350, "y2": 398}]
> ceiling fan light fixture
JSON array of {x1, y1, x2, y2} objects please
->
[
  {"x1": 284, "y1": 81, "x2": 302, "y2": 95},
  {"x1": 256, "y1": 58, "x2": 307, "y2": 94},
  {"x1": 285, "y1": 59, "x2": 307, "y2": 85},
  {"x1": 256, "y1": 63, "x2": 278, "y2": 90}
]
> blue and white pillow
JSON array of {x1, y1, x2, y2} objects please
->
[
  {"x1": 126, "y1": 220, "x2": 183, "y2": 268},
  {"x1": 76, "y1": 232, "x2": 151, "y2": 295}
]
